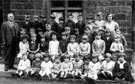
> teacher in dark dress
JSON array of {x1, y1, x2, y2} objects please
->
[{"x1": 0, "y1": 13, "x2": 20, "y2": 71}]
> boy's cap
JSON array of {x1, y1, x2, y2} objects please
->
[
  {"x1": 59, "y1": 17, "x2": 64, "y2": 21},
  {"x1": 62, "y1": 32, "x2": 67, "y2": 35},
  {"x1": 31, "y1": 33, "x2": 37, "y2": 37},
  {"x1": 97, "y1": 12, "x2": 103, "y2": 16},
  {"x1": 34, "y1": 15, "x2": 39, "y2": 18},
  {"x1": 21, "y1": 35, "x2": 29, "y2": 39},
  {"x1": 105, "y1": 53, "x2": 112, "y2": 58},
  {"x1": 70, "y1": 35, "x2": 76, "y2": 39},
  {"x1": 92, "y1": 53, "x2": 98, "y2": 57},
  {"x1": 65, "y1": 27, "x2": 70, "y2": 30},
  {"x1": 50, "y1": 14, "x2": 55, "y2": 19}
]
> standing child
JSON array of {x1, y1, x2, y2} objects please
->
[
  {"x1": 28, "y1": 34, "x2": 40, "y2": 63},
  {"x1": 39, "y1": 54, "x2": 53, "y2": 78},
  {"x1": 60, "y1": 55, "x2": 73, "y2": 78},
  {"x1": 49, "y1": 32, "x2": 60, "y2": 61},
  {"x1": 39, "y1": 36, "x2": 49, "y2": 54},
  {"x1": 67, "y1": 35, "x2": 80, "y2": 57},
  {"x1": 88, "y1": 54, "x2": 101, "y2": 80},
  {"x1": 17, "y1": 35, "x2": 29, "y2": 59},
  {"x1": 92, "y1": 33, "x2": 106, "y2": 56},
  {"x1": 72, "y1": 55, "x2": 83, "y2": 79},
  {"x1": 13, "y1": 53, "x2": 31, "y2": 77},
  {"x1": 76, "y1": 15, "x2": 85, "y2": 35},
  {"x1": 79, "y1": 35, "x2": 91, "y2": 60},
  {"x1": 52, "y1": 56, "x2": 61, "y2": 78}
]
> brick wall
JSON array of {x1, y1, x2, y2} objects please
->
[
  {"x1": 86, "y1": 0, "x2": 133, "y2": 49},
  {"x1": 2, "y1": 0, "x2": 45, "y2": 23},
  {"x1": 1, "y1": 0, "x2": 135, "y2": 50}
]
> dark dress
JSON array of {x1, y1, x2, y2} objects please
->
[{"x1": 113, "y1": 61, "x2": 134, "y2": 83}]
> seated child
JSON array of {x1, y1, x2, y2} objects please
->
[
  {"x1": 52, "y1": 56, "x2": 61, "y2": 78},
  {"x1": 49, "y1": 32, "x2": 60, "y2": 61},
  {"x1": 30, "y1": 53, "x2": 42, "y2": 77},
  {"x1": 13, "y1": 53, "x2": 31, "y2": 76},
  {"x1": 88, "y1": 54, "x2": 101, "y2": 80},
  {"x1": 28, "y1": 34, "x2": 40, "y2": 63},
  {"x1": 72, "y1": 54, "x2": 83, "y2": 79},
  {"x1": 113, "y1": 53, "x2": 134, "y2": 83},
  {"x1": 60, "y1": 54, "x2": 73, "y2": 78},
  {"x1": 81, "y1": 57, "x2": 90, "y2": 78},
  {"x1": 92, "y1": 33, "x2": 106, "y2": 55},
  {"x1": 98, "y1": 53, "x2": 115, "y2": 80},
  {"x1": 17, "y1": 35, "x2": 29, "y2": 59},
  {"x1": 67, "y1": 35, "x2": 80, "y2": 57},
  {"x1": 39, "y1": 54, "x2": 53, "y2": 78},
  {"x1": 79, "y1": 35, "x2": 90, "y2": 60}
]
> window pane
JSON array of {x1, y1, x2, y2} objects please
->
[
  {"x1": 51, "y1": 0, "x2": 65, "y2": 7},
  {"x1": 68, "y1": 0, "x2": 82, "y2": 7}
]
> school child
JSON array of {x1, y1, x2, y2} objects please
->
[
  {"x1": 48, "y1": 32, "x2": 60, "y2": 61},
  {"x1": 51, "y1": 56, "x2": 61, "y2": 78},
  {"x1": 65, "y1": 14, "x2": 75, "y2": 33},
  {"x1": 92, "y1": 33, "x2": 106, "y2": 55},
  {"x1": 115, "y1": 28, "x2": 127, "y2": 49},
  {"x1": 13, "y1": 53, "x2": 31, "y2": 77},
  {"x1": 64, "y1": 26, "x2": 71, "y2": 41},
  {"x1": 39, "y1": 36, "x2": 49, "y2": 54},
  {"x1": 88, "y1": 54, "x2": 101, "y2": 80},
  {"x1": 50, "y1": 14, "x2": 58, "y2": 32},
  {"x1": 39, "y1": 14, "x2": 47, "y2": 32},
  {"x1": 67, "y1": 35, "x2": 80, "y2": 57},
  {"x1": 31, "y1": 15, "x2": 40, "y2": 34},
  {"x1": 98, "y1": 53, "x2": 115, "y2": 80},
  {"x1": 17, "y1": 35, "x2": 29, "y2": 59},
  {"x1": 59, "y1": 32, "x2": 68, "y2": 57},
  {"x1": 21, "y1": 15, "x2": 32, "y2": 34},
  {"x1": 30, "y1": 53, "x2": 42, "y2": 77},
  {"x1": 91, "y1": 25, "x2": 99, "y2": 43},
  {"x1": 43, "y1": 23, "x2": 54, "y2": 42},
  {"x1": 28, "y1": 34, "x2": 40, "y2": 63},
  {"x1": 79, "y1": 35, "x2": 90, "y2": 60},
  {"x1": 110, "y1": 35, "x2": 124, "y2": 62},
  {"x1": 57, "y1": 17, "x2": 65, "y2": 40},
  {"x1": 37, "y1": 27, "x2": 44, "y2": 42},
  {"x1": 72, "y1": 54, "x2": 83, "y2": 79},
  {"x1": 76, "y1": 15, "x2": 85, "y2": 35},
  {"x1": 103, "y1": 29, "x2": 114, "y2": 53},
  {"x1": 59, "y1": 54, "x2": 73, "y2": 78},
  {"x1": 86, "y1": 17, "x2": 95, "y2": 32},
  {"x1": 83, "y1": 27, "x2": 92, "y2": 44},
  {"x1": 95, "y1": 12, "x2": 105, "y2": 30},
  {"x1": 81, "y1": 57, "x2": 90, "y2": 78},
  {"x1": 74, "y1": 28, "x2": 82, "y2": 43},
  {"x1": 39, "y1": 54, "x2": 53, "y2": 78},
  {"x1": 113, "y1": 53, "x2": 134, "y2": 83}
]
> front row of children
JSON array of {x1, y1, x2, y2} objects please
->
[{"x1": 12, "y1": 52, "x2": 134, "y2": 83}]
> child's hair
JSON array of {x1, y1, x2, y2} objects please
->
[
  {"x1": 68, "y1": 14, "x2": 72, "y2": 17},
  {"x1": 106, "y1": 14, "x2": 115, "y2": 20},
  {"x1": 21, "y1": 35, "x2": 29, "y2": 41},
  {"x1": 50, "y1": 32, "x2": 58, "y2": 40},
  {"x1": 77, "y1": 15, "x2": 82, "y2": 18},
  {"x1": 70, "y1": 35, "x2": 76, "y2": 40},
  {"x1": 118, "y1": 53, "x2": 127, "y2": 60}
]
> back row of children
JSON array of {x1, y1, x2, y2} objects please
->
[{"x1": 13, "y1": 12, "x2": 134, "y2": 83}]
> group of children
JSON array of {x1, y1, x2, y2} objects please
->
[{"x1": 12, "y1": 13, "x2": 134, "y2": 83}]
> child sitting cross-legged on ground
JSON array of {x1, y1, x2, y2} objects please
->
[
  {"x1": 59, "y1": 54, "x2": 73, "y2": 78},
  {"x1": 29, "y1": 53, "x2": 42, "y2": 77},
  {"x1": 39, "y1": 54, "x2": 53, "y2": 78},
  {"x1": 51, "y1": 56, "x2": 61, "y2": 78},
  {"x1": 72, "y1": 54, "x2": 83, "y2": 79},
  {"x1": 12, "y1": 53, "x2": 31, "y2": 77}
]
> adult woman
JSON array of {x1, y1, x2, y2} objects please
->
[{"x1": 104, "y1": 14, "x2": 119, "y2": 35}]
